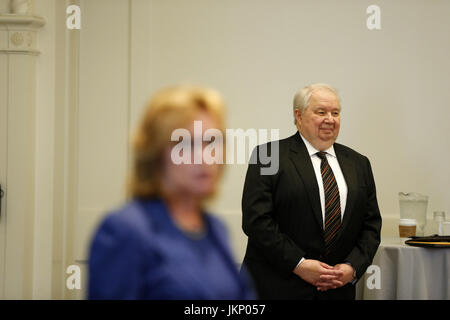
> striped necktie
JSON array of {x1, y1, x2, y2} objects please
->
[{"x1": 316, "y1": 151, "x2": 342, "y2": 255}]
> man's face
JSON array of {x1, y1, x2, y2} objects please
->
[{"x1": 295, "y1": 89, "x2": 341, "y2": 151}]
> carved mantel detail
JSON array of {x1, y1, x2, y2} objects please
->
[{"x1": 0, "y1": 14, "x2": 45, "y2": 55}]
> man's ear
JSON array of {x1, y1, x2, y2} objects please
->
[{"x1": 294, "y1": 109, "x2": 302, "y2": 123}]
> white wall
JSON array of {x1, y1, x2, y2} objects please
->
[
  {"x1": 128, "y1": 0, "x2": 450, "y2": 258},
  {"x1": 2, "y1": 0, "x2": 450, "y2": 299},
  {"x1": 76, "y1": 0, "x2": 130, "y2": 263},
  {"x1": 33, "y1": 0, "x2": 56, "y2": 299}
]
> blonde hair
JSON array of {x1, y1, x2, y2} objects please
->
[
  {"x1": 129, "y1": 85, "x2": 225, "y2": 199},
  {"x1": 293, "y1": 83, "x2": 340, "y2": 125}
]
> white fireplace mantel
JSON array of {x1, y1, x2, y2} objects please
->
[
  {"x1": 0, "y1": 14, "x2": 45, "y2": 55},
  {"x1": 0, "y1": 11, "x2": 46, "y2": 298}
]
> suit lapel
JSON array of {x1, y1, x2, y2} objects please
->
[
  {"x1": 288, "y1": 133, "x2": 359, "y2": 236},
  {"x1": 144, "y1": 200, "x2": 217, "y2": 298},
  {"x1": 289, "y1": 132, "x2": 324, "y2": 232},
  {"x1": 334, "y1": 144, "x2": 358, "y2": 233}
]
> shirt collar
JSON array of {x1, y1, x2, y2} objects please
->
[{"x1": 299, "y1": 132, "x2": 336, "y2": 158}]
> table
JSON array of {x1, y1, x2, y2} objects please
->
[{"x1": 356, "y1": 237, "x2": 450, "y2": 300}]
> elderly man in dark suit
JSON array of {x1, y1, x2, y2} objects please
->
[{"x1": 241, "y1": 83, "x2": 382, "y2": 300}]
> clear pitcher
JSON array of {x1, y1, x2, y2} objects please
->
[{"x1": 398, "y1": 192, "x2": 428, "y2": 236}]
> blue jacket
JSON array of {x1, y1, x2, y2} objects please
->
[{"x1": 88, "y1": 199, "x2": 256, "y2": 299}]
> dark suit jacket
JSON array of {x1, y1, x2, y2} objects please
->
[{"x1": 241, "y1": 132, "x2": 382, "y2": 300}]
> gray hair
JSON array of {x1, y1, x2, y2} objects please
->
[{"x1": 293, "y1": 83, "x2": 340, "y2": 125}]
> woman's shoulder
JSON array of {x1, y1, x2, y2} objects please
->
[
  {"x1": 104, "y1": 200, "x2": 146, "y2": 226},
  {"x1": 95, "y1": 199, "x2": 164, "y2": 240}
]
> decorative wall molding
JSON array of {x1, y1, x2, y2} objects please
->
[
  {"x1": 0, "y1": 6, "x2": 45, "y2": 299},
  {"x1": 0, "y1": 14, "x2": 45, "y2": 55},
  {"x1": 10, "y1": 0, "x2": 34, "y2": 15}
]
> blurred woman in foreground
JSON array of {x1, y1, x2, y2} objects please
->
[{"x1": 88, "y1": 86, "x2": 255, "y2": 299}]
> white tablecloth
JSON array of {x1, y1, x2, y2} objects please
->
[{"x1": 356, "y1": 237, "x2": 450, "y2": 300}]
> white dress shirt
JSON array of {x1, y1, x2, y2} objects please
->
[{"x1": 296, "y1": 133, "x2": 348, "y2": 268}]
